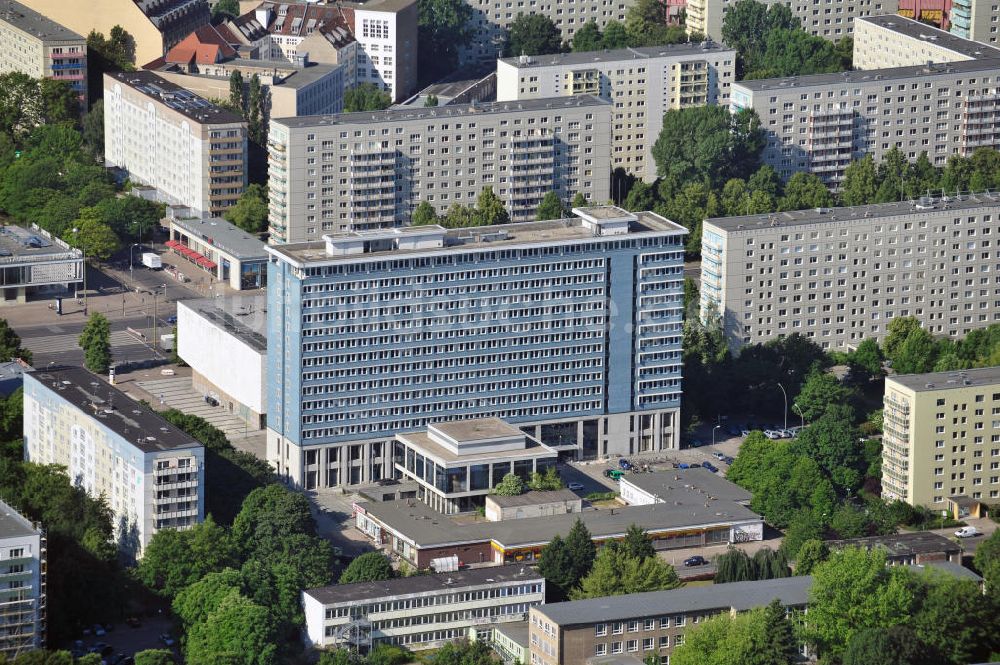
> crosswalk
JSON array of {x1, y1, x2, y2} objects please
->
[{"x1": 25, "y1": 330, "x2": 147, "y2": 355}]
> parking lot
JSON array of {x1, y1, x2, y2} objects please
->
[{"x1": 69, "y1": 615, "x2": 179, "y2": 662}]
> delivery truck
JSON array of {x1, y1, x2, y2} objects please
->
[{"x1": 142, "y1": 253, "x2": 162, "y2": 270}]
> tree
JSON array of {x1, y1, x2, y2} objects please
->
[
  {"x1": 343, "y1": 82, "x2": 392, "y2": 113},
  {"x1": 780, "y1": 509, "x2": 825, "y2": 560},
  {"x1": 652, "y1": 106, "x2": 764, "y2": 191},
  {"x1": 213, "y1": 0, "x2": 241, "y2": 19},
  {"x1": 573, "y1": 542, "x2": 680, "y2": 598},
  {"x1": 622, "y1": 524, "x2": 655, "y2": 559},
  {"x1": 759, "y1": 598, "x2": 799, "y2": 665},
  {"x1": 424, "y1": 94, "x2": 439, "y2": 107},
  {"x1": 0, "y1": 72, "x2": 43, "y2": 140},
  {"x1": 506, "y1": 13, "x2": 563, "y2": 56},
  {"x1": 137, "y1": 516, "x2": 239, "y2": 598},
  {"x1": 474, "y1": 186, "x2": 510, "y2": 225},
  {"x1": 793, "y1": 538, "x2": 828, "y2": 575},
  {"x1": 792, "y1": 404, "x2": 863, "y2": 492},
  {"x1": 602, "y1": 20, "x2": 629, "y2": 48},
  {"x1": 714, "y1": 547, "x2": 753, "y2": 583},
  {"x1": 892, "y1": 327, "x2": 938, "y2": 374},
  {"x1": 69, "y1": 210, "x2": 121, "y2": 261},
  {"x1": 134, "y1": 651, "x2": 176, "y2": 665},
  {"x1": 172, "y1": 567, "x2": 244, "y2": 630},
  {"x1": 224, "y1": 184, "x2": 268, "y2": 233},
  {"x1": 806, "y1": 547, "x2": 915, "y2": 659},
  {"x1": 572, "y1": 20, "x2": 604, "y2": 51},
  {"x1": 228, "y1": 70, "x2": 245, "y2": 112},
  {"x1": 527, "y1": 466, "x2": 563, "y2": 491},
  {"x1": 746, "y1": 28, "x2": 846, "y2": 79},
  {"x1": 778, "y1": 172, "x2": 833, "y2": 211},
  {"x1": 564, "y1": 518, "x2": 596, "y2": 585},
  {"x1": 39, "y1": 79, "x2": 79, "y2": 123},
  {"x1": 87, "y1": 27, "x2": 136, "y2": 71},
  {"x1": 537, "y1": 535, "x2": 575, "y2": 598},
  {"x1": 247, "y1": 74, "x2": 265, "y2": 144},
  {"x1": 973, "y1": 528, "x2": 1000, "y2": 593},
  {"x1": 79, "y1": 312, "x2": 112, "y2": 374},
  {"x1": 338, "y1": 552, "x2": 394, "y2": 584},
  {"x1": 843, "y1": 625, "x2": 933, "y2": 665},
  {"x1": 417, "y1": 0, "x2": 472, "y2": 84},
  {"x1": 625, "y1": 0, "x2": 687, "y2": 46},
  {"x1": 426, "y1": 639, "x2": 498, "y2": 665},
  {"x1": 411, "y1": 200, "x2": 439, "y2": 226},
  {"x1": 536, "y1": 191, "x2": 564, "y2": 220},
  {"x1": 910, "y1": 573, "x2": 997, "y2": 665},
  {"x1": 0, "y1": 319, "x2": 30, "y2": 363},
  {"x1": 794, "y1": 367, "x2": 852, "y2": 421},
  {"x1": 850, "y1": 338, "x2": 883, "y2": 380},
  {"x1": 672, "y1": 604, "x2": 797, "y2": 665},
  {"x1": 571, "y1": 192, "x2": 588, "y2": 207},
  {"x1": 840, "y1": 155, "x2": 878, "y2": 206},
  {"x1": 492, "y1": 472, "x2": 525, "y2": 496},
  {"x1": 185, "y1": 593, "x2": 278, "y2": 665}
]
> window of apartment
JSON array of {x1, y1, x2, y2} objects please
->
[
  {"x1": 595, "y1": 624, "x2": 607, "y2": 637},
  {"x1": 613, "y1": 623, "x2": 624, "y2": 635},
  {"x1": 611, "y1": 642, "x2": 623, "y2": 655},
  {"x1": 595, "y1": 644, "x2": 607, "y2": 656},
  {"x1": 643, "y1": 638, "x2": 655, "y2": 651},
  {"x1": 628, "y1": 621, "x2": 640, "y2": 632},
  {"x1": 627, "y1": 640, "x2": 639, "y2": 653}
]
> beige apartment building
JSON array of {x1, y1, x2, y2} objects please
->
[
  {"x1": 267, "y1": 97, "x2": 612, "y2": 243},
  {"x1": 685, "y1": 0, "x2": 897, "y2": 43},
  {"x1": 950, "y1": 0, "x2": 1000, "y2": 45},
  {"x1": 495, "y1": 42, "x2": 736, "y2": 182},
  {"x1": 883, "y1": 366, "x2": 1000, "y2": 515},
  {"x1": 730, "y1": 58, "x2": 1000, "y2": 186},
  {"x1": 104, "y1": 71, "x2": 248, "y2": 217},
  {"x1": 17, "y1": 0, "x2": 210, "y2": 67},
  {"x1": 0, "y1": 0, "x2": 87, "y2": 108},
  {"x1": 854, "y1": 15, "x2": 1000, "y2": 69},
  {"x1": 700, "y1": 193, "x2": 1000, "y2": 352},
  {"x1": 528, "y1": 577, "x2": 810, "y2": 665}
]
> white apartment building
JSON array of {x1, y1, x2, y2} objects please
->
[
  {"x1": 730, "y1": 58, "x2": 1000, "y2": 187},
  {"x1": 854, "y1": 15, "x2": 1000, "y2": 69},
  {"x1": 221, "y1": 0, "x2": 417, "y2": 103},
  {"x1": 699, "y1": 192, "x2": 1000, "y2": 352},
  {"x1": 303, "y1": 566, "x2": 545, "y2": 651},
  {"x1": 0, "y1": 501, "x2": 45, "y2": 659},
  {"x1": 685, "y1": 0, "x2": 898, "y2": 43},
  {"x1": 22, "y1": 367, "x2": 206, "y2": 559},
  {"x1": 460, "y1": 0, "x2": 635, "y2": 66},
  {"x1": 0, "y1": 0, "x2": 87, "y2": 108},
  {"x1": 267, "y1": 96, "x2": 612, "y2": 243},
  {"x1": 950, "y1": 0, "x2": 1000, "y2": 45},
  {"x1": 495, "y1": 42, "x2": 736, "y2": 182},
  {"x1": 104, "y1": 71, "x2": 248, "y2": 217}
]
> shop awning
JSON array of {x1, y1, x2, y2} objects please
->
[
  {"x1": 195, "y1": 256, "x2": 217, "y2": 269},
  {"x1": 164, "y1": 239, "x2": 181, "y2": 249}
]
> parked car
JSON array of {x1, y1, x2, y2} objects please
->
[
  {"x1": 604, "y1": 469, "x2": 625, "y2": 480},
  {"x1": 619, "y1": 458, "x2": 632, "y2": 471},
  {"x1": 688, "y1": 439, "x2": 704, "y2": 448},
  {"x1": 688, "y1": 463, "x2": 702, "y2": 468},
  {"x1": 567, "y1": 482, "x2": 585, "y2": 491},
  {"x1": 763, "y1": 430, "x2": 782, "y2": 440},
  {"x1": 166, "y1": 315, "x2": 177, "y2": 324},
  {"x1": 713, "y1": 452, "x2": 726, "y2": 460},
  {"x1": 723, "y1": 456, "x2": 735, "y2": 465},
  {"x1": 159, "y1": 633, "x2": 175, "y2": 647},
  {"x1": 702, "y1": 462, "x2": 718, "y2": 473},
  {"x1": 92, "y1": 624, "x2": 106, "y2": 637},
  {"x1": 677, "y1": 463, "x2": 690, "y2": 469},
  {"x1": 683, "y1": 555, "x2": 708, "y2": 567},
  {"x1": 727, "y1": 426, "x2": 741, "y2": 437},
  {"x1": 740, "y1": 430, "x2": 751, "y2": 437},
  {"x1": 955, "y1": 526, "x2": 980, "y2": 538}
]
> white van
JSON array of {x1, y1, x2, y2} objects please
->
[{"x1": 955, "y1": 526, "x2": 980, "y2": 538}]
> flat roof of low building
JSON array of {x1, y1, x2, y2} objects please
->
[
  {"x1": 178, "y1": 295, "x2": 267, "y2": 352},
  {"x1": 704, "y1": 191, "x2": 1000, "y2": 233},
  {"x1": 826, "y1": 531, "x2": 961, "y2": 555},
  {"x1": 857, "y1": 15, "x2": 1000, "y2": 60},
  {"x1": 25, "y1": 366, "x2": 202, "y2": 454},
  {"x1": 150, "y1": 59, "x2": 343, "y2": 89},
  {"x1": 0, "y1": 225, "x2": 80, "y2": 262},
  {"x1": 488, "y1": 489, "x2": 582, "y2": 507},
  {"x1": 0, "y1": 499, "x2": 39, "y2": 540},
  {"x1": 498, "y1": 41, "x2": 734, "y2": 69},
  {"x1": 734, "y1": 57, "x2": 1000, "y2": 92},
  {"x1": 0, "y1": 0, "x2": 85, "y2": 42},
  {"x1": 535, "y1": 576, "x2": 812, "y2": 626},
  {"x1": 305, "y1": 564, "x2": 543, "y2": 605},
  {"x1": 433, "y1": 417, "x2": 523, "y2": 442},
  {"x1": 494, "y1": 620, "x2": 530, "y2": 648},
  {"x1": 916, "y1": 560, "x2": 984, "y2": 582},
  {"x1": 359, "y1": 492, "x2": 761, "y2": 550},
  {"x1": 397, "y1": 431, "x2": 552, "y2": 465},
  {"x1": 269, "y1": 210, "x2": 687, "y2": 266},
  {"x1": 274, "y1": 94, "x2": 610, "y2": 127},
  {"x1": 622, "y1": 468, "x2": 752, "y2": 505},
  {"x1": 169, "y1": 214, "x2": 267, "y2": 261},
  {"x1": 107, "y1": 70, "x2": 245, "y2": 125},
  {"x1": 887, "y1": 366, "x2": 1000, "y2": 392}
]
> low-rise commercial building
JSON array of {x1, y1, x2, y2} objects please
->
[
  {"x1": 0, "y1": 500, "x2": 45, "y2": 659},
  {"x1": 882, "y1": 366, "x2": 1000, "y2": 514},
  {"x1": 16, "y1": 0, "x2": 210, "y2": 66},
  {"x1": 485, "y1": 490, "x2": 582, "y2": 522},
  {"x1": 166, "y1": 207, "x2": 268, "y2": 290},
  {"x1": 267, "y1": 97, "x2": 612, "y2": 243},
  {"x1": 177, "y1": 295, "x2": 267, "y2": 430},
  {"x1": 0, "y1": 0, "x2": 87, "y2": 107},
  {"x1": 354, "y1": 483, "x2": 762, "y2": 569},
  {"x1": 302, "y1": 565, "x2": 545, "y2": 651},
  {"x1": 854, "y1": 15, "x2": 1000, "y2": 69},
  {"x1": 147, "y1": 25, "x2": 345, "y2": 116},
  {"x1": 394, "y1": 418, "x2": 558, "y2": 515},
  {"x1": 826, "y1": 531, "x2": 962, "y2": 564},
  {"x1": 528, "y1": 577, "x2": 811, "y2": 665},
  {"x1": 730, "y1": 58, "x2": 1000, "y2": 186},
  {"x1": 266, "y1": 207, "x2": 685, "y2": 488},
  {"x1": 496, "y1": 43, "x2": 736, "y2": 182},
  {"x1": 685, "y1": 0, "x2": 897, "y2": 43},
  {"x1": 619, "y1": 467, "x2": 752, "y2": 508},
  {"x1": 700, "y1": 193, "x2": 1000, "y2": 351},
  {"x1": 22, "y1": 367, "x2": 205, "y2": 558},
  {"x1": 0, "y1": 225, "x2": 82, "y2": 306},
  {"x1": 104, "y1": 71, "x2": 248, "y2": 217}
]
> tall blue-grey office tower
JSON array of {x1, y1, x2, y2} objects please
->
[{"x1": 265, "y1": 206, "x2": 686, "y2": 489}]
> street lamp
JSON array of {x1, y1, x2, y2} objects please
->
[
  {"x1": 129, "y1": 243, "x2": 141, "y2": 288},
  {"x1": 776, "y1": 382, "x2": 788, "y2": 431},
  {"x1": 712, "y1": 425, "x2": 721, "y2": 446},
  {"x1": 72, "y1": 228, "x2": 87, "y2": 316},
  {"x1": 792, "y1": 403, "x2": 805, "y2": 429}
]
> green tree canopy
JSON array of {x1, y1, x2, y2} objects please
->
[
  {"x1": 793, "y1": 538, "x2": 828, "y2": 575},
  {"x1": 79, "y1": 312, "x2": 112, "y2": 373},
  {"x1": 474, "y1": 186, "x2": 510, "y2": 225},
  {"x1": 671, "y1": 602, "x2": 799, "y2": 665},
  {"x1": 572, "y1": 542, "x2": 680, "y2": 599},
  {"x1": 338, "y1": 552, "x2": 394, "y2": 584},
  {"x1": 343, "y1": 83, "x2": 392, "y2": 112},
  {"x1": 134, "y1": 650, "x2": 177, "y2": 665},
  {"x1": 794, "y1": 367, "x2": 853, "y2": 421},
  {"x1": 417, "y1": 0, "x2": 472, "y2": 84},
  {"x1": 0, "y1": 319, "x2": 30, "y2": 363},
  {"x1": 571, "y1": 20, "x2": 604, "y2": 51},
  {"x1": 842, "y1": 625, "x2": 933, "y2": 665},
  {"x1": 213, "y1": 0, "x2": 241, "y2": 18},
  {"x1": 411, "y1": 200, "x2": 439, "y2": 226},
  {"x1": 506, "y1": 13, "x2": 564, "y2": 56},
  {"x1": 536, "y1": 191, "x2": 564, "y2": 220},
  {"x1": 224, "y1": 184, "x2": 268, "y2": 233},
  {"x1": 492, "y1": 472, "x2": 525, "y2": 496},
  {"x1": 791, "y1": 404, "x2": 864, "y2": 492},
  {"x1": 537, "y1": 534, "x2": 575, "y2": 599},
  {"x1": 624, "y1": 0, "x2": 688, "y2": 46},
  {"x1": 136, "y1": 516, "x2": 239, "y2": 598},
  {"x1": 185, "y1": 593, "x2": 278, "y2": 665},
  {"x1": 778, "y1": 172, "x2": 833, "y2": 211}
]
